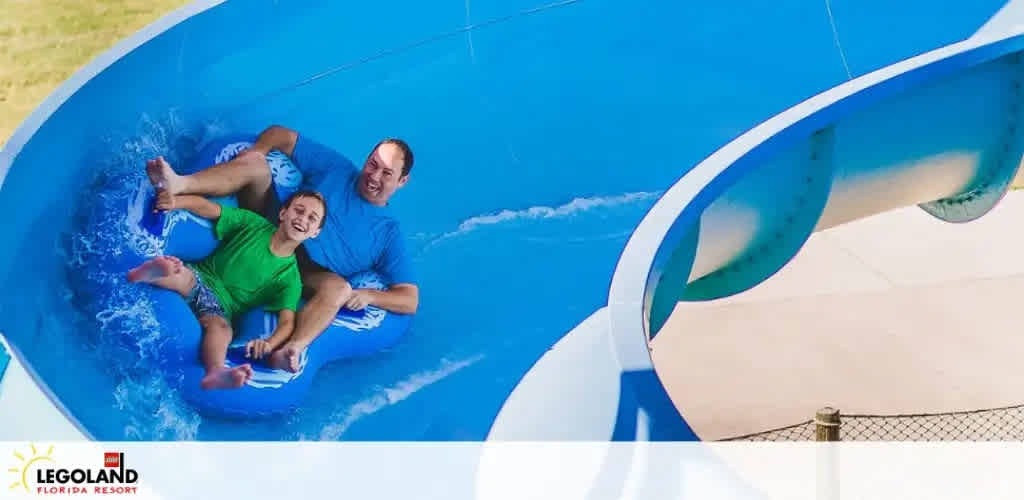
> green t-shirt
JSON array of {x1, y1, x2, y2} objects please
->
[{"x1": 192, "y1": 205, "x2": 302, "y2": 320}]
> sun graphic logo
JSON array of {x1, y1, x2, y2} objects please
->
[{"x1": 8, "y1": 443, "x2": 54, "y2": 493}]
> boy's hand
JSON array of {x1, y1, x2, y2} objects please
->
[
  {"x1": 155, "y1": 190, "x2": 176, "y2": 211},
  {"x1": 245, "y1": 339, "x2": 273, "y2": 359}
]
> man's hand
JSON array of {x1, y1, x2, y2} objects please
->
[
  {"x1": 344, "y1": 290, "x2": 372, "y2": 311},
  {"x1": 245, "y1": 338, "x2": 274, "y2": 359},
  {"x1": 155, "y1": 190, "x2": 177, "y2": 211}
]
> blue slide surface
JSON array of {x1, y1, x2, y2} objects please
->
[{"x1": 0, "y1": 0, "x2": 1015, "y2": 441}]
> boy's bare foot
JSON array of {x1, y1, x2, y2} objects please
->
[
  {"x1": 146, "y1": 156, "x2": 185, "y2": 195},
  {"x1": 127, "y1": 256, "x2": 178, "y2": 283},
  {"x1": 164, "y1": 255, "x2": 184, "y2": 273},
  {"x1": 268, "y1": 344, "x2": 302, "y2": 373},
  {"x1": 200, "y1": 364, "x2": 253, "y2": 390}
]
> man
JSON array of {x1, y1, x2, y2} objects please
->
[{"x1": 146, "y1": 124, "x2": 418, "y2": 372}]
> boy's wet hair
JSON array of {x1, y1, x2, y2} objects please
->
[{"x1": 282, "y1": 190, "x2": 328, "y2": 228}]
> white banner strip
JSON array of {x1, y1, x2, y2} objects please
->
[{"x1": 3, "y1": 442, "x2": 1024, "y2": 499}]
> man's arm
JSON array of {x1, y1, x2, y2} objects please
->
[
  {"x1": 157, "y1": 192, "x2": 222, "y2": 220},
  {"x1": 351, "y1": 227, "x2": 420, "y2": 314},
  {"x1": 346, "y1": 283, "x2": 419, "y2": 315}
]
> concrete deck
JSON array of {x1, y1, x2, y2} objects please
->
[{"x1": 651, "y1": 190, "x2": 1024, "y2": 441}]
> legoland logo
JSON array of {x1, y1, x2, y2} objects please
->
[{"x1": 8, "y1": 444, "x2": 139, "y2": 496}]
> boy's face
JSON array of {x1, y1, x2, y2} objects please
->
[{"x1": 278, "y1": 196, "x2": 324, "y2": 242}]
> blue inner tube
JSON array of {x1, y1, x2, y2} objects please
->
[{"x1": 127, "y1": 135, "x2": 412, "y2": 418}]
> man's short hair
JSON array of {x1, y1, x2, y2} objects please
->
[
  {"x1": 282, "y1": 189, "x2": 328, "y2": 228},
  {"x1": 377, "y1": 138, "x2": 414, "y2": 177}
]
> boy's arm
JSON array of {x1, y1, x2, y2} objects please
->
[
  {"x1": 246, "y1": 277, "x2": 302, "y2": 360},
  {"x1": 265, "y1": 309, "x2": 295, "y2": 349},
  {"x1": 266, "y1": 278, "x2": 302, "y2": 346},
  {"x1": 157, "y1": 192, "x2": 222, "y2": 220},
  {"x1": 244, "y1": 309, "x2": 295, "y2": 360}
]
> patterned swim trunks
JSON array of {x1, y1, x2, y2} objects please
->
[{"x1": 185, "y1": 267, "x2": 227, "y2": 319}]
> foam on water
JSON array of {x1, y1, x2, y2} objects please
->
[
  {"x1": 310, "y1": 355, "x2": 485, "y2": 440},
  {"x1": 420, "y1": 190, "x2": 663, "y2": 251}
]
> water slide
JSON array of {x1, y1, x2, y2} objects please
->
[{"x1": 1, "y1": 0, "x2": 1022, "y2": 442}]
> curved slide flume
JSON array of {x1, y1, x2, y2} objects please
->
[{"x1": 489, "y1": 28, "x2": 1024, "y2": 441}]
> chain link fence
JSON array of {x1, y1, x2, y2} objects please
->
[{"x1": 721, "y1": 404, "x2": 1024, "y2": 441}]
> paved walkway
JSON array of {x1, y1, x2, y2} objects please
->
[{"x1": 651, "y1": 190, "x2": 1024, "y2": 440}]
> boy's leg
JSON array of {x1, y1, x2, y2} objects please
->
[
  {"x1": 197, "y1": 314, "x2": 254, "y2": 390},
  {"x1": 145, "y1": 152, "x2": 273, "y2": 212},
  {"x1": 127, "y1": 256, "x2": 195, "y2": 297},
  {"x1": 130, "y1": 257, "x2": 254, "y2": 390}
]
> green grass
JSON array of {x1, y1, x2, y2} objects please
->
[
  {"x1": 3, "y1": 1, "x2": 1023, "y2": 191},
  {"x1": 0, "y1": 0, "x2": 189, "y2": 144}
]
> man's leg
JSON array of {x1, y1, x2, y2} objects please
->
[
  {"x1": 196, "y1": 315, "x2": 254, "y2": 390},
  {"x1": 267, "y1": 270, "x2": 353, "y2": 373},
  {"x1": 145, "y1": 151, "x2": 272, "y2": 212}
]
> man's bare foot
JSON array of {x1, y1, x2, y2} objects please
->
[
  {"x1": 146, "y1": 156, "x2": 185, "y2": 195},
  {"x1": 127, "y1": 256, "x2": 178, "y2": 283},
  {"x1": 267, "y1": 344, "x2": 302, "y2": 373},
  {"x1": 200, "y1": 364, "x2": 253, "y2": 390}
]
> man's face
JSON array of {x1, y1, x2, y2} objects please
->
[
  {"x1": 358, "y1": 142, "x2": 409, "y2": 206},
  {"x1": 278, "y1": 196, "x2": 324, "y2": 242}
]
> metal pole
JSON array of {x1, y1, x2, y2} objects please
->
[
  {"x1": 816, "y1": 407, "x2": 841, "y2": 441},
  {"x1": 816, "y1": 407, "x2": 840, "y2": 500}
]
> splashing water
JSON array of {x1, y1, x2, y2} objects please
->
[
  {"x1": 62, "y1": 111, "x2": 210, "y2": 440},
  {"x1": 115, "y1": 375, "x2": 201, "y2": 441}
]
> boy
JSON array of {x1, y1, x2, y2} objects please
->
[{"x1": 128, "y1": 167, "x2": 327, "y2": 390}]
